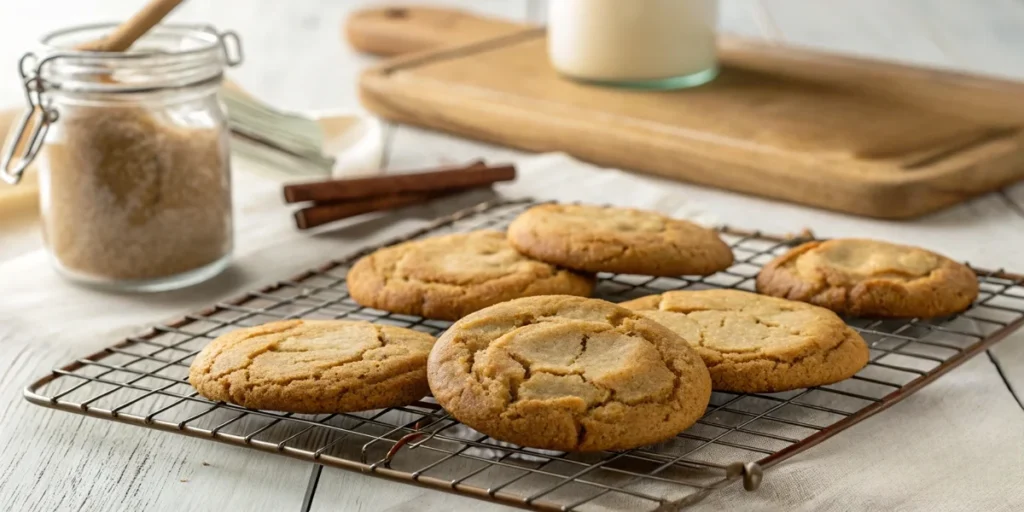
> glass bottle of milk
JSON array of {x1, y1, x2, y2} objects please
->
[{"x1": 547, "y1": 0, "x2": 719, "y2": 90}]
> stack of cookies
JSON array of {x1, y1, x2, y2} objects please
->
[{"x1": 189, "y1": 202, "x2": 979, "y2": 453}]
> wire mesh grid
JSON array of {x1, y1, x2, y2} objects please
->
[{"x1": 24, "y1": 199, "x2": 1024, "y2": 511}]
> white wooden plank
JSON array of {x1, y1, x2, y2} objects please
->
[
  {"x1": 309, "y1": 474, "x2": 514, "y2": 512},
  {"x1": 719, "y1": 0, "x2": 773, "y2": 39},
  {"x1": 1001, "y1": 183, "x2": 1024, "y2": 212},
  {"x1": 913, "y1": 0, "x2": 1024, "y2": 80},
  {"x1": 988, "y1": 345, "x2": 1024, "y2": 410},
  {"x1": 0, "y1": 205, "x2": 40, "y2": 263},
  {"x1": 694, "y1": 352, "x2": 1024, "y2": 512},
  {"x1": 755, "y1": 0, "x2": 953, "y2": 68}
]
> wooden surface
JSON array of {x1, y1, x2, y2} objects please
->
[
  {"x1": 355, "y1": 7, "x2": 1024, "y2": 219},
  {"x1": 346, "y1": 5, "x2": 529, "y2": 57},
  {"x1": 1, "y1": 1, "x2": 1023, "y2": 511}
]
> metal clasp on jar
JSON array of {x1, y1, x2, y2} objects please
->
[
  {"x1": 0, "y1": 52, "x2": 60, "y2": 185},
  {"x1": 220, "y1": 30, "x2": 244, "y2": 67}
]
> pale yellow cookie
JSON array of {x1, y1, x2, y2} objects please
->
[
  {"x1": 189, "y1": 320, "x2": 435, "y2": 413},
  {"x1": 756, "y1": 239, "x2": 978, "y2": 318},
  {"x1": 427, "y1": 295, "x2": 711, "y2": 452},
  {"x1": 621, "y1": 290, "x2": 869, "y2": 393},
  {"x1": 506, "y1": 203, "x2": 733, "y2": 276},
  {"x1": 347, "y1": 230, "x2": 594, "y2": 321}
]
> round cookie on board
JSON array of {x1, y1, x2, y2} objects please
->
[
  {"x1": 427, "y1": 295, "x2": 712, "y2": 452},
  {"x1": 189, "y1": 319, "x2": 436, "y2": 413},
  {"x1": 756, "y1": 239, "x2": 979, "y2": 318},
  {"x1": 621, "y1": 289, "x2": 869, "y2": 393},
  {"x1": 506, "y1": 203, "x2": 734, "y2": 277},
  {"x1": 346, "y1": 230, "x2": 595, "y2": 321}
]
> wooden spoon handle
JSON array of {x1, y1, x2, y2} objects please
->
[{"x1": 77, "y1": 0, "x2": 186, "y2": 52}]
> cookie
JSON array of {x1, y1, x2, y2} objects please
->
[
  {"x1": 756, "y1": 239, "x2": 978, "y2": 318},
  {"x1": 189, "y1": 319, "x2": 435, "y2": 413},
  {"x1": 506, "y1": 203, "x2": 733, "y2": 276},
  {"x1": 427, "y1": 295, "x2": 711, "y2": 452},
  {"x1": 346, "y1": 230, "x2": 595, "y2": 321},
  {"x1": 621, "y1": 289, "x2": 869, "y2": 393}
]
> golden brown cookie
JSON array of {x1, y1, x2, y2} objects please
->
[
  {"x1": 506, "y1": 204, "x2": 733, "y2": 276},
  {"x1": 621, "y1": 290, "x2": 869, "y2": 393},
  {"x1": 427, "y1": 295, "x2": 711, "y2": 452},
  {"x1": 189, "y1": 320, "x2": 435, "y2": 413},
  {"x1": 756, "y1": 239, "x2": 978, "y2": 318},
  {"x1": 346, "y1": 230, "x2": 594, "y2": 321}
]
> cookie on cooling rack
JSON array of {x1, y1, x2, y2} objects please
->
[
  {"x1": 189, "y1": 320, "x2": 435, "y2": 413},
  {"x1": 621, "y1": 289, "x2": 869, "y2": 393},
  {"x1": 427, "y1": 295, "x2": 712, "y2": 452},
  {"x1": 506, "y1": 203, "x2": 733, "y2": 276},
  {"x1": 756, "y1": 239, "x2": 978, "y2": 318},
  {"x1": 346, "y1": 230, "x2": 595, "y2": 321}
]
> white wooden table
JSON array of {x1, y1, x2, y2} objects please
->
[{"x1": 1, "y1": 1, "x2": 1023, "y2": 511}]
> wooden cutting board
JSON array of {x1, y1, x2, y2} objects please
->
[{"x1": 347, "y1": 7, "x2": 1024, "y2": 219}]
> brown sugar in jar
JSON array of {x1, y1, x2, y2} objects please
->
[
  {"x1": 3, "y1": 24, "x2": 243, "y2": 291},
  {"x1": 42, "y1": 107, "x2": 232, "y2": 283}
]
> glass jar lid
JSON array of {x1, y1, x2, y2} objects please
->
[
  {"x1": 0, "y1": 23, "x2": 242, "y2": 185},
  {"x1": 36, "y1": 23, "x2": 242, "y2": 94}
]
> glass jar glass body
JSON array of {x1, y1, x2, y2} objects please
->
[
  {"x1": 38, "y1": 87, "x2": 233, "y2": 291},
  {"x1": 547, "y1": 0, "x2": 719, "y2": 90},
  {"x1": 15, "y1": 23, "x2": 241, "y2": 291}
]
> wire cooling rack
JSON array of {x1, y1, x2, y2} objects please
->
[{"x1": 24, "y1": 199, "x2": 1024, "y2": 511}]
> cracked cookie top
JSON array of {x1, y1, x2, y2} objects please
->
[
  {"x1": 756, "y1": 239, "x2": 978, "y2": 318},
  {"x1": 795, "y1": 239, "x2": 939, "y2": 280},
  {"x1": 621, "y1": 290, "x2": 869, "y2": 393},
  {"x1": 189, "y1": 319, "x2": 436, "y2": 413},
  {"x1": 346, "y1": 230, "x2": 595, "y2": 321},
  {"x1": 506, "y1": 203, "x2": 733, "y2": 276},
  {"x1": 427, "y1": 295, "x2": 711, "y2": 452}
]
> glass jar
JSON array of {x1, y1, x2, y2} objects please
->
[
  {"x1": 1, "y1": 24, "x2": 243, "y2": 292},
  {"x1": 547, "y1": 0, "x2": 719, "y2": 90}
]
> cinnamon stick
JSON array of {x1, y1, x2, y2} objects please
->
[
  {"x1": 283, "y1": 161, "x2": 514, "y2": 204},
  {"x1": 294, "y1": 190, "x2": 453, "y2": 230}
]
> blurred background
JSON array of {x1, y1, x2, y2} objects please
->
[
  {"x1": 3, "y1": 0, "x2": 1022, "y2": 112},
  {"x1": 1, "y1": 0, "x2": 1022, "y2": 263}
]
